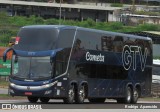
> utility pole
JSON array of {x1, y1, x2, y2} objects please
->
[
  {"x1": 59, "y1": 0, "x2": 62, "y2": 25},
  {"x1": 131, "y1": 0, "x2": 136, "y2": 13}
]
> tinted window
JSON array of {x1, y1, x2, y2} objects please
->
[
  {"x1": 14, "y1": 27, "x2": 58, "y2": 51},
  {"x1": 55, "y1": 29, "x2": 75, "y2": 76},
  {"x1": 57, "y1": 29, "x2": 75, "y2": 48},
  {"x1": 75, "y1": 30, "x2": 101, "y2": 50},
  {"x1": 101, "y1": 36, "x2": 113, "y2": 51},
  {"x1": 77, "y1": 63, "x2": 127, "y2": 80},
  {"x1": 135, "y1": 39, "x2": 152, "y2": 56},
  {"x1": 113, "y1": 36, "x2": 124, "y2": 52}
]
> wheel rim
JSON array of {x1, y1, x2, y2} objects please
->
[
  {"x1": 79, "y1": 86, "x2": 85, "y2": 101},
  {"x1": 127, "y1": 88, "x2": 131, "y2": 102},
  {"x1": 69, "y1": 86, "x2": 74, "y2": 101},
  {"x1": 134, "y1": 89, "x2": 138, "y2": 100}
]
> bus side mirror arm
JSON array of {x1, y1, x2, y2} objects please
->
[
  {"x1": 50, "y1": 52, "x2": 56, "y2": 63},
  {"x1": 50, "y1": 48, "x2": 63, "y2": 63},
  {"x1": 3, "y1": 48, "x2": 15, "y2": 62}
]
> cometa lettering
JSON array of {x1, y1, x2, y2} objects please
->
[{"x1": 86, "y1": 52, "x2": 104, "y2": 62}]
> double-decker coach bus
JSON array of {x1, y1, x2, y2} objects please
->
[{"x1": 3, "y1": 25, "x2": 152, "y2": 104}]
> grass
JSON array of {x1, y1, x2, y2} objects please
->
[{"x1": 0, "y1": 94, "x2": 26, "y2": 99}]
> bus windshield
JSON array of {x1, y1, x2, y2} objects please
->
[{"x1": 12, "y1": 55, "x2": 52, "y2": 80}]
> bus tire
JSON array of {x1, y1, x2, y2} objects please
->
[
  {"x1": 40, "y1": 97, "x2": 50, "y2": 103},
  {"x1": 131, "y1": 88, "x2": 139, "y2": 104},
  {"x1": 27, "y1": 96, "x2": 38, "y2": 103},
  {"x1": 63, "y1": 84, "x2": 75, "y2": 104},
  {"x1": 76, "y1": 84, "x2": 86, "y2": 104},
  {"x1": 124, "y1": 87, "x2": 132, "y2": 104},
  {"x1": 116, "y1": 98, "x2": 124, "y2": 103},
  {"x1": 88, "y1": 98, "x2": 106, "y2": 103}
]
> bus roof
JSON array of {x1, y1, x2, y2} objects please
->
[
  {"x1": 21, "y1": 25, "x2": 152, "y2": 41},
  {"x1": 22, "y1": 25, "x2": 76, "y2": 30},
  {"x1": 77, "y1": 26, "x2": 152, "y2": 41}
]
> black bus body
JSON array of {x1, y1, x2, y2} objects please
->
[{"x1": 3, "y1": 25, "x2": 152, "y2": 104}]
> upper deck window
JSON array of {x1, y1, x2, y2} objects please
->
[{"x1": 14, "y1": 27, "x2": 58, "y2": 51}]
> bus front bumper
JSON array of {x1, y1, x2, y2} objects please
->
[{"x1": 9, "y1": 81, "x2": 65, "y2": 97}]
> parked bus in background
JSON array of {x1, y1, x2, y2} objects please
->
[
  {"x1": 3, "y1": 25, "x2": 152, "y2": 104},
  {"x1": 153, "y1": 59, "x2": 160, "y2": 83},
  {"x1": 152, "y1": 59, "x2": 160, "y2": 97}
]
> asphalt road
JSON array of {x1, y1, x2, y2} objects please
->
[
  {"x1": 0, "y1": 88, "x2": 160, "y2": 110},
  {"x1": 0, "y1": 88, "x2": 8, "y2": 94}
]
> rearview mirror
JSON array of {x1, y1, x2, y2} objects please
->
[
  {"x1": 50, "y1": 48, "x2": 63, "y2": 63},
  {"x1": 3, "y1": 48, "x2": 15, "y2": 62},
  {"x1": 3, "y1": 55, "x2": 7, "y2": 62},
  {"x1": 50, "y1": 52, "x2": 56, "y2": 63}
]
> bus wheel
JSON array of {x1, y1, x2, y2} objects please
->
[
  {"x1": 131, "y1": 88, "x2": 139, "y2": 104},
  {"x1": 40, "y1": 97, "x2": 50, "y2": 103},
  {"x1": 124, "y1": 87, "x2": 132, "y2": 104},
  {"x1": 63, "y1": 84, "x2": 75, "y2": 104},
  {"x1": 88, "y1": 98, "x2": 106, "y2": 103},
  {"x1": 76, "y1": 85, "x2": 86, "y2": 103},
  {"x1": 27, "y1": 96, "x2": 38, "y2": 103}
]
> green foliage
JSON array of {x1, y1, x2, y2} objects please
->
[
  {"x1": 0, "y1": 12, "x2": 159, "y2": 47},
  {"x1": 111, "y1": 3, "x2": 123, "y2": 7},
  {"x1": 135, "y1": 11, "x2": 160, "y2": 16},
  {"x1": 153, "y1": 56, "x2": 160, "y2": 59},
  {"x1": 62, "y1": 19, "x2": 77, "y2": 26},
  {"x1": 0, "y1": 30, "x2": 17, "y2": 46},
  {"x1": 137, "y1": 24, "x2": 159, "y2": 31},
  {"x1": 45, "y1": 18, "x2": 59, "y2": 25},
  {"x1": 0, "y1": 12, "x2": 10, "y2": 25}
]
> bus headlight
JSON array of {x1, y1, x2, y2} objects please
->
[
  {"x1": 10, "y1": 83, "x2": 15, "y2": 87},
  {"x1": 42, "y1": 81, "x2": 58, "y2": 88}
]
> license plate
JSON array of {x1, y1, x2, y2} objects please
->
[{"x1": 25, "y1": 92, "x2": 32, "y2": 95}]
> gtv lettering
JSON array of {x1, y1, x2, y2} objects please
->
[{"x1": 122, "y1": 45, "x2": 148, "y2": 71}]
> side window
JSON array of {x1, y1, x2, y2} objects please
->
[
  {"x1": 55, "y1": 29, "x2": 75, "y2": 76},
  {"x1": 144, "y1": 40, "x2": 152, "y2": 56},
  {"x1": 57, "y1": 29, "x2": 75, "y2": 48},
  {"x1": 124, "y1": 37, "x2": 135, "y2": 46},
  {"x1": 75, "y1": 30, "x2": 101, "y2": 50},
  {"x1": 101, "y1": 36, "x2": 113, "y2": 51},
  {"x1": 113, "y1": 36, "x2": 124, "y2": 52}
]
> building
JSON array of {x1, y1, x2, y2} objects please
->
[
  {"x1": 121, "y1": 14, "x2": 160, "y2": 25},
  {"x1": 0, "y1": 0, "x2": 123, "y2": 22}
]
